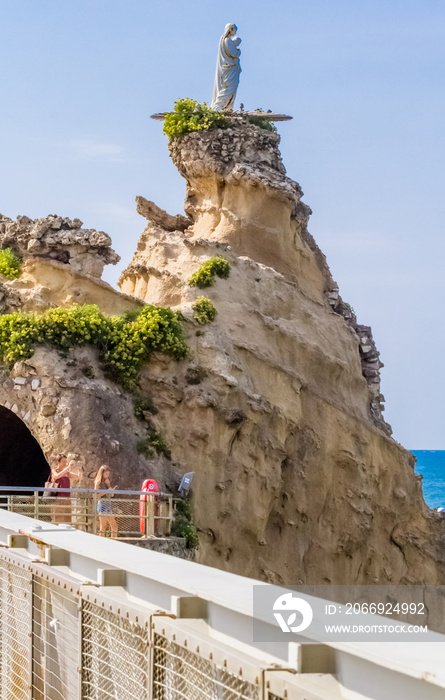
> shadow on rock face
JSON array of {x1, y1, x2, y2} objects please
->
[{"x1": 0, "y1": 406, "x2": 49, "y2": 486}]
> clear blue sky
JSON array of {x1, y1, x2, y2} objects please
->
[{"x1": 1, "y1": 0, "x2": 444, "y2": 448}]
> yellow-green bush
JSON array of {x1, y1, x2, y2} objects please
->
[
  {"x1": 188, "y1": 256, "x2": 230, "y2": 289},
  {"x1": 163, "y1": 98, "x2": 229, "y2": 139},
  {"x1": 0, "y1": 304, "x2": 187, "y2": 389},
  {"x1": 0, "y1": 248, "x2": 22, "y2": 280},
  {"x1": 192, "y1": 296, "x2": 217, "y2": 325}
]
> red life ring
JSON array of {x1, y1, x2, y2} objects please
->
[{"x1": 139, "y1": 479, "x2": 159, "y2": 534}]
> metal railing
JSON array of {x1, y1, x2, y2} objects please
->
[
  {"x1": 0, "y1": 552, "x2": 273, "y2": 700},
  {"x1": 1, "y1": 510, "x2": 445, "y2": 700},
  {"x1": 0, "y1": 487, "x2": 174, "y2": 539}
]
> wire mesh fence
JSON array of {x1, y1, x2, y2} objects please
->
[
  {"x1": 32, "y1": 574, "x2": 80, "y2": 699},
  {"x1": 82, "y1": 601, "x2": 149, "y2": 700},
  {"x1": 0, "y1": 488, "x2": 174, "y2": 540},
  {"x1": 0, "y1": 549, "x2": 300, "y2": 700},
  {"x1": 0, "y1": 559, "x2": 32, "y2": 700},
  {"x1": 152, "y1": 633, "x2": 260, "y2": 700}
]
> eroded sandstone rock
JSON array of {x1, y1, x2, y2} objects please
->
[
  {"x1": 119, "y1": 122, "x2": 445, "y2": 584},
  {"x1": 1, "y1": 122, "x2": 444, "y2": 585}
]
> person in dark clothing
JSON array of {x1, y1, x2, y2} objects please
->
[{"x1": 50, "y1": 453, "x2": 73, "y2": 524}]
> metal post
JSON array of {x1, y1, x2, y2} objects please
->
[
  {"x1": 148, "y1": 496, "x2": 154, "y2": 537},
  {"x1": 92, "y1": 493, "x2": 97, "y2": 535},
  {"x1": 168, "y1": 496, "x2": 173, "y2": 535},
  {"x1": 148, "y1": 613, "x2": 176, "y2": 700},
  {"x1": 78, "y1": 597, "x2": 84, "y2": 699},
  {"x1": 28, "y1": 572, "x2": 34, "y2": 700},
  {"x1": 144, "y1": 497, "x2": 150, "y2": 537}
]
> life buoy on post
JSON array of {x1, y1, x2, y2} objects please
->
[{"x1": 139, "y1": 479, "x2": 159, "y2": 535}]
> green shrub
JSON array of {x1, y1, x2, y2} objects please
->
[
  {"x1": 188, "y1": 256, "x2": 231, "y2": 289},
  {"x1": 248, "y1": 108, "x2": 277, "y2": 133},
  {"x1": 171, "y1": 497, "x2": 199, "y2": 548},
  {"x1": 137, "y1": 430, "x2": 171, "y2": 459},
  {"x1": 163, "y1": 98, "x2": 230, "y2": 139},
  {"x1": 0, "y1": 304, "x2": 188, "y2": 389},
  {"x1": 192, "y1": 297, "x2": 217, "y2": 325},
  {"x1": 0, "y1": 248, "x2": 22, "y2": 280},
  {"x1": 133, "y1": 396, "x2": 156, "y2": 420}
]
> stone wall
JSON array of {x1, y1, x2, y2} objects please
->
[
  {"x1": 0, "y1": 346, "x2": 182, "y2": 491},
  {"x1": 127, "y1": 536, "x2": 195, "y2": 560}
]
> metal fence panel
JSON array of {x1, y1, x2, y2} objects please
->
[
  {"x1": 152, "y1": 633, "x2": 260, "y2": 700},
  {"x1": 82, "y1": 600, "x2": 149, "y2": 700},
  {"x1": 31, "y1": 576, "x2": 79, "y2": 699},
  {"x1": 0, "y1": 558, "x2": 32, "y2": 700}
]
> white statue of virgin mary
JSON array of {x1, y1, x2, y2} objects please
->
[{"x1": 211, "y1": 23, "x2": 241, "y2": 111}]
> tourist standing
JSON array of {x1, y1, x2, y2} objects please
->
[
  {"x1": 50, "y1": 453, "x2": 72, "y2": 524},
  {"x1": 94, "y1": 465, "x2": 118, "y2": 538}
]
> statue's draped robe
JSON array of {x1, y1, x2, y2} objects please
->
[{"x1": 211, "y1": 30, "x2": 241, "y2": 111}]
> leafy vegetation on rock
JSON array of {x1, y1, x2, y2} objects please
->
[
  {"x1": 171, "y1": 497, "x2": 199, "y2": 548},
  {"x1": 0, "y1": 304, "x2": 187, "y2": 389},
  {"x1": 163, "y1": 99, "x2": 277, "y2": 138},
  {"x1": 0, "y1": 248, "x2": 22, "y2": 280},
  {"x1": 188, "y1": 256, "x2": 230, "y2": 289},
  {"x1": 137, "y1": 430, "x2": 171, "y2": 459},
  {"x1": 192, "y1": 296, "x2": 217, "y2": 325},
  {"x1": 133, "y1": 396, "x2": 156, "y2": 420},
  {"x1": 248, "y1": 108, "x2": 277, "y2": 132},
  {"x1": 163, "y1": 98, "x2": 229, "y2": 139}
]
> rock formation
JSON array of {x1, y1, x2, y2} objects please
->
[
  {"x1": 0, "y1": 216, "x2": 176, "y2": 489},
  {"x1": 0, "y1": 213, "x2": 119, "y2": 276},
  {"x1": 1, "y1": 121, "x2": 444, "y2": 585},
  {"x1": 0, "y1": 214, "x2": 138, "y2": 315},
  {"x1": 120, "y1": 122, "x2": 445, "y2": 584}
]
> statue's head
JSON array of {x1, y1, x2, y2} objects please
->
[{"x1": 224, "y1": 23, "x2": 237, "y2": 38}]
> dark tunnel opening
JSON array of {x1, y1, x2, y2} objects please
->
[{"x1": 0, "y1": 406, "x2": 50, "y2": 487}]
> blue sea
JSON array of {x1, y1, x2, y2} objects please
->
[{"x1": 411, "y1": 450, "x2": 445, "y2": 509}]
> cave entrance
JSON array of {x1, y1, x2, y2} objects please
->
[{"x1": 0, "y1": 406, "x2": 50, "y2": 487}]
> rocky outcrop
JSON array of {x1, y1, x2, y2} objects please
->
[
  {"x1": 120, "y1": 122, "x2": 445, "y2": 585},
  {"x1": 3, "y1": 257, "x2": 143, "y2": 315},
  {"x1": 326, "y1": 289, "x2": 387, "y2": 430},
  {"x1": 0, "y1": 213, "x2": 140, "y2": 315},
  {"x1": 0, "y1": 213, "x2": 119, "y2": 278},
  {"x1": 0, "y1": 215, "x2": 173, "y2": 489},
  {"x1": 1, "y1": 121, "x2": 444, "y2": 585},
  {"x1": 136, "y1": 196, "x2": 191, "y2": 232}
]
